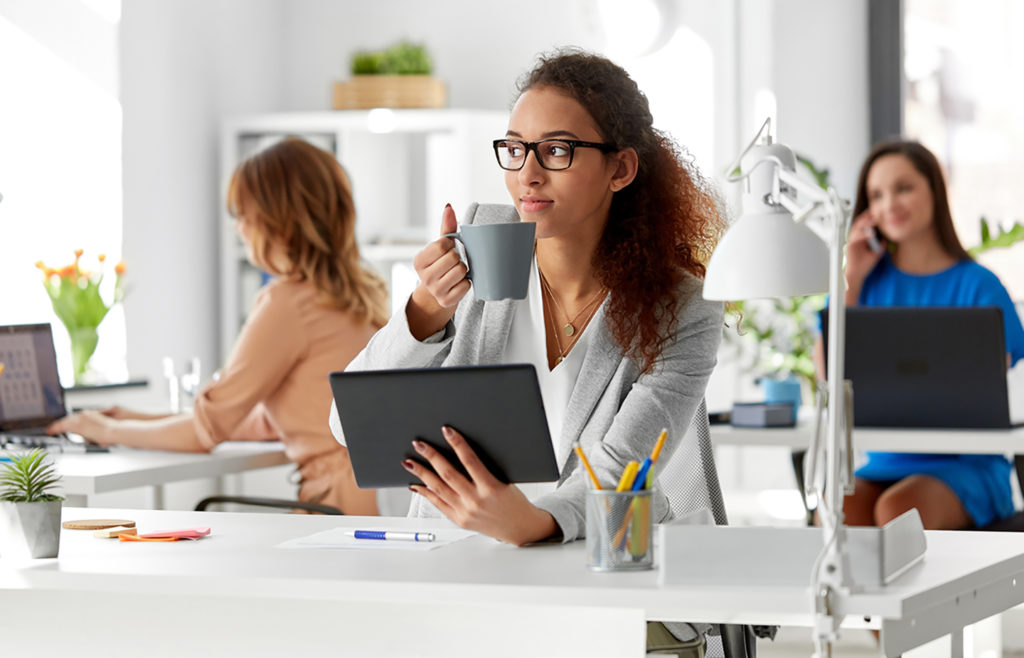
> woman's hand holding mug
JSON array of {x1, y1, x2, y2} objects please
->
[{"x1": 407, "y1": 204, "x2": 471, "y2": 339}]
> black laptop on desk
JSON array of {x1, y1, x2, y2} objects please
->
[
  {"x1": 0, "y1": 323, "x2": 105, "y2": 452},
  {"x1": 823, "y1": 307, "x2": 1018, "y2": 429}
]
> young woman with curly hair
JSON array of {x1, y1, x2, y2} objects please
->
[
  {"x1": 330, "y1": 49, "x2": 726, "y2": 545},
  {"x1": 51, "y1": 138, "x2": 387, "y2": 515}
]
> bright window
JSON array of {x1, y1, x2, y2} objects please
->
[
  {"x1": 0, "y1": 4, "x2": 124, "y2": 385},
  {"x1": 905, "y1": 0, "x2": 1024, "y2": 298}
]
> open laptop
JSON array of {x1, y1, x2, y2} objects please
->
[
  {"x1": 0, "y1": 323, "x2": 102, "y2": 452},
  {"x1": 823, "y1": 306, "x2": 1020, "y2": 429}
]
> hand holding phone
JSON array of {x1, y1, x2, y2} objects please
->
[{"x1": 865, "y1": 226, "x2": 884, "y2": 254}]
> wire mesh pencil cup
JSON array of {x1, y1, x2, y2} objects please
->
[{"x1": 585, "y1": 489, "x2": 654, "y2": 571}]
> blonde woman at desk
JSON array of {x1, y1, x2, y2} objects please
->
[
  {"x1": 330, "y1": 49, "x2": 726, "y2": 546},
  {"x1": 49, "y1": 138, "x2": 387, "y2": 515},
  {"x1": 835, "y1": 139, "x2": 1024, "y2": 530}
]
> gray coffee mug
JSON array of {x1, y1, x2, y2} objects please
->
[{"x1": 444, "y1": 222, "x2": 536, "y2": 301}]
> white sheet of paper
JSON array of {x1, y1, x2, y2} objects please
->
[{"x1": 278, "y1": 526, "x2": 477, "y2": 551}]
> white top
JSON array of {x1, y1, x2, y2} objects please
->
[{"x1": 502, "y1": 257, "x2": 598, "y2": 501}]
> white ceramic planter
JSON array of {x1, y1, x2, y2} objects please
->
[{"x1": 0, "y1": 500, "x2": 63, "y2": 559}]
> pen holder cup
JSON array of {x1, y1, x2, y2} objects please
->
[{"x1": 585, "y1": 489, "x2": 654, "y2": 571}]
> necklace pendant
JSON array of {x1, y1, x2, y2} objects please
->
[
  {"x1": 563, "y1": 323, "x2": 575, "y2": 337},
  {"x1": 555, "y1": 356, "x2": 564, "y2": 365}
]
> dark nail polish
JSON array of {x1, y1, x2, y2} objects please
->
[
  {"x1": 401, "y1": 459, "x2": 415, "y2": 470},
  {"x1": 412, "y1": 440, "x2": 425, "y2": 452}
]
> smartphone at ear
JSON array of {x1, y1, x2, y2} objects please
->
[{"x1": 866, "y1": 227, "x2": 884, "y2": 254}]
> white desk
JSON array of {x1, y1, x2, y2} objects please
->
[
  {"x1": 50, "y1": 442, "x2": 289, "y2": 508},
  {"x1": 711, "y1": 421, "x2": 1024, "y2": 454},
  {"x1": 2, "y1": 509, "x2": 1024, "y2": 657}
]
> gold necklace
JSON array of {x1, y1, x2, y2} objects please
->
[
  {"x1": 538, "y1": 268, "x2": 606, "y2": 337},
  {"x1": 540, "y1": 275, "x2": 606, "y2": 366}
]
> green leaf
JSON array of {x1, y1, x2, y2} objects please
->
[
  {"x1": 0, "y1": 449, "x2": 64, "y2": 502},
  {"x1": 968, "y1": 219, "x2": 1024, "y2": 257}
]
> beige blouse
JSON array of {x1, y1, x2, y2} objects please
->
[{"x1": 193, "y1": 278, "x2": 378, "y2": 506}]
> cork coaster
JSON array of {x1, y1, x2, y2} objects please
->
[{"x1": 62, "y1": 519, "x2": 136, "y2": 530}]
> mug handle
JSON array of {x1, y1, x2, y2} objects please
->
[{"x1": 443, "y1": 232, "x2": 471, "y2": 280}]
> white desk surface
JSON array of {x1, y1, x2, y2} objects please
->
[
  {"x1": 51, "y1": 441, "x2": 289, "y2": 496},
  {"x1": 711, "y1": 420, "x2": 1024, "y2": 455},
  {"x1": 3, "y1": 508, "x2": 1024, "y2": 657}
]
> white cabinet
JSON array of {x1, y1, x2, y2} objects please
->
[{"x1": 218, "y1": 109, "x2": 510, "y2": 360}]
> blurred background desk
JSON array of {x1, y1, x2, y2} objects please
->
[
  {"x1": 53, "y1": 442, "x2": 288, "y2": 508},
  {"x1": 711, "y1": 421, "x2": 1024, "y2": 454}
]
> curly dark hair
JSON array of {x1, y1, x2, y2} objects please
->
[{"x1": 517, "y1": 49, "x2": 726, "y2": 373}]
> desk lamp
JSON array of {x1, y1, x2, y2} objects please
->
[{"x1": 701, "y1": 119, "x2": 925, "y2": 657}]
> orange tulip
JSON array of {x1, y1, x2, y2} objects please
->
[
  {"x1": 59, "y1": 265, "x2": 75, "y2": 278},
  {"x1": 98, "y1": 254, "x2": 107, "y2": 263},
  {"x1": 74, "y1": 248, "x2": 84, "y2": 259},
  {"x1": 34, "y1": 260, "x2": 45, "y2": 270},
  {"x1": 115, "y1": 261, "x2": 127, "y2": 276}
]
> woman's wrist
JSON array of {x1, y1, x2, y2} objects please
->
[
  {"x1": 406, "y1": 284, "x2": 455, "y2": 341},
  {"x1": 510, "y1": 507, "x2": 559, "y2": 546}
]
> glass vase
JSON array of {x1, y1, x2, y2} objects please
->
[{"x1": 68, "y1": 326, "x2": 99, "y2": 385}]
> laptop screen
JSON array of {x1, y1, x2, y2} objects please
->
[{"x1": 0, "y1": 323, "x2": 67, "y2": 431}]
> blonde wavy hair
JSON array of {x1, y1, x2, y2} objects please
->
[{"x1": 227, "y1": 137, "x2": 389, "y2": 328}]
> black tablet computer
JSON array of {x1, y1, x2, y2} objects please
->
[{"x1": 329, "y1": 364, "x2": 559, "y2": 488}]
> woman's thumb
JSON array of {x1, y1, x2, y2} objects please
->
[{"x1": 440, "y1": 203, "x2": 457, "y2": 236}]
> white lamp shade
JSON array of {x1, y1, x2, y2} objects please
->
[{"x1": 704, "y1": 210, "x2": 829, "y2": 300}]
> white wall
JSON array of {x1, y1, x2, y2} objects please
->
[
  {"x1": 120, "y1": 0, "x2": 285, "y2": 401},
  {"x1": 279, "y1": 0, "x2": 603, "y2": 112},
  {"x1": 118, "y1": 0, "x2": 871, "y2": 411},
  {"x1": 772, "y1": 0, "x2": 870, "y2": 199}
]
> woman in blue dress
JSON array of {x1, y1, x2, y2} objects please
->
[{"x1": 841, "y1": 140, "x2": 1024, "y2": 530}]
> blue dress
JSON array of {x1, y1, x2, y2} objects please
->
[{"x1": 855, "y1": 254, "x2": 1024, "y2": 526}]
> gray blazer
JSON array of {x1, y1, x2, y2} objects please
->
[{"x1": 329, "y1": 203, "x2": 724, "y2": 541}]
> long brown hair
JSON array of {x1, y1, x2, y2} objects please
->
[
  {"x1": 227, "y1": 137, "x2": 389, "y2": 327},
  {"x1": 853, "y1": 139, "x2": 971, "y2": 261},
  {"x1": 518, "y1": 49, "x2": 726, "y2": 373}
]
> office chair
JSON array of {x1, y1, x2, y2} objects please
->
[
  {"x1": 194, "y1": 495, "x2": 343, "y2": 515},
  {"x1": 657, "y1": 398, "x2": 775, "y2": 657}
]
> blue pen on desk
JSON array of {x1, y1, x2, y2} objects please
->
[{"x1": 347, "y1": 530, "x2": 436, "y2": 542}]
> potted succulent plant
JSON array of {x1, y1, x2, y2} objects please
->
[{"x1": 0, "y1": 448, "x2": 64, "y2": 559}]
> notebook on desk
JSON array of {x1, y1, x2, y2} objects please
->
[
  {"x1": 0, "y1": 323, "x2": 104, "y2": 452},
  {"x1": 822, "y1": 306, "x2": 1021, "y2": 429}
]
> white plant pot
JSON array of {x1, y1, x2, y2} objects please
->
[{"x1": 0, "y1": 500, "x2": 63, "y2": 559}]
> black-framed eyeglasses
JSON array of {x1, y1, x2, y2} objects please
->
[{"x1": 492, "y1": 138, "x2": 618, "y2": 171}]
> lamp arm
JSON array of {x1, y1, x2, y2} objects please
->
[
  {"x1": 774, "y1": 167, "x2": 834, "y2": 223},
  {"x1": 810, "y1": 188, "x2": 854, "y2": 657}
]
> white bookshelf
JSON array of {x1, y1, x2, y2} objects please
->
[{"x1": 218, "y1": 109, "x2": 510, "y2": 360}]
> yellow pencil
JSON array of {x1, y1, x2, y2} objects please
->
[
  {"x1": 573, "y1": 441, "x2": 603, "y2": 490},
  {"x1": 650, "y1": 428, "x2": 668, "y2": 464},
  {"x1": 616, "y1": 461, "x2": 639, "y2": 492}
]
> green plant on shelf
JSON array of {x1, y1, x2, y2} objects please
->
[{"x1": 351, "y1": 41, "x2": 433, "y2": 75}]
